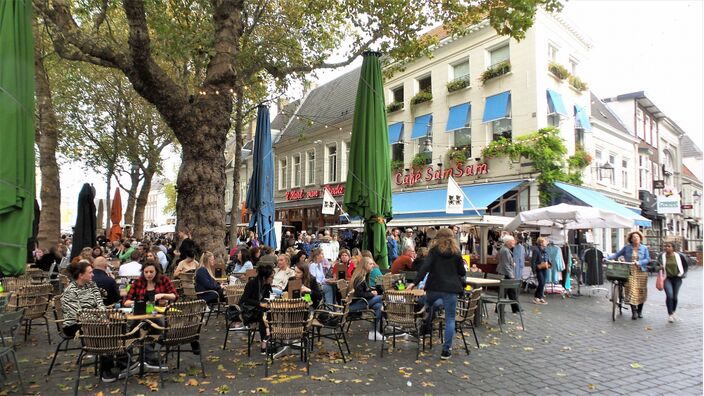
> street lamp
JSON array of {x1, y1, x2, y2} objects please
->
[{"x1": 597, "y1": 161, "x2": 614, "y2": 181}]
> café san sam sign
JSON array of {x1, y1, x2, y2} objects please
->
[{"x1": 394, "y1": 162, "x2": 489, "y2": 186}]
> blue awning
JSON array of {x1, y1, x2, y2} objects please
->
[
  {"x1": 555, "y1": 182, "x2": 652, "y2": 227},
  {"x1": 574, "y1": 105, "x2": 592, "y2": 131},
  {"x1": 411, "y1": 114, "x2": 433, "y2": 139},
  {"x1": 446, "y1": 103, "x2": 470, "y2": 131},
  {"x1": 547, "y1": 89, "x2": 568, "y2": 116},
  {"x1": 392, "y1": 180, "x2": 525, "y2": 218},
  {"x1": 388, "y1": 122, "x2": 404, "y2": 144},
  {"x1": 482, "y1": 91, "x2": 511, "y2": 123}
]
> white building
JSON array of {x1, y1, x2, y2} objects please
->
[{"x1": 143, "y1": 177, "x2": 172, "y2": 228}]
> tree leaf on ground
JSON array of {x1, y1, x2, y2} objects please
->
[
  {"x1": 523, "y1": 347, "x2": 534, "y2": 352},
  {"x1": 186, "y1": 378, "x2": 199, "y2": 386},
  {"x1": 215, "y1": 385, "x2": 230, "y2": 394},
  {"x1": 630, "y1": 363, "x2": 643, "y2": 369},
  {"x1": 256, "y1": 387, "x2": 269, "y2": 393}
]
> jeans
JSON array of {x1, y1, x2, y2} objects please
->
[
  {"x1": 425, "y1": 291, "x2": 458, "y2": 352},
  {"x1": 535, "y1": 269, "x2": 547, "y2": 299},
  {"x1": 350, "y1": 295, "x2": 382, "y2": 331},
  {"x1": 664, "y1": 277, "x2": 683, "y2": 315},
  {"x1": 322, "y1": 284, "x2": 335, "y2": 304}
]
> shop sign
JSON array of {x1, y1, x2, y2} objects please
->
[
  {"x1": 653, "y1": 180, "x2": 665, "y2": 189},
  {"x1": 657, "y1": 194, "x2": 681, "y2": 214},
  {"x1": 285, "y1": 184, "x2": 346, "y2": 201},
  {"x1": 394, "y1": 162, "x2": 489, "y2": 186},
  {"x1": 681, "y1": 204, "x2": 693, "y2": 210}
]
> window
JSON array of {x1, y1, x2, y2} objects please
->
[
  {"x1": 451, "y1": 106, "x2": 471, "y2": 150},
  {"x1": 548, "y1": 44, "x2": 558, "y2": 62},
  {"x1": 392, "y1": 143, "x2": 404, "y2": 163},
  {"x1": 492, "y1": 119, "x2": 512, "y2": 141},
  {"x1": 575, "y1": 127, "x2": 585, "y2": 149},
  {"x1": 417, "y1": 136, "x2": 433, "y2": 164},
  {"x1": 452, "y1": 60, "x2": 470, "y2": 80},
  {"x1": 663, "y1": 150, "x2": 674, "y2": 184},
  {"x1": 644, "y1": 115, "x2": 651, "y2": 145},
  {"x1": 569, "y1": 57, "x2": 578, "y2": 75},
  {"x1": 490, "y1": 44, "x2": 510, "y2": 66},
  {"x1": 650, "y1": 119, "x2": 657, "y2": 148},
  {"x1": 639, "y1": 155, "x2": 652, "y2": 191},
  {"x1": 391, "y1": 85, "x2": 404, "y2": 104},
  {"x1": 278, "y1": 158, "x2": 287, "y2": 190},
  {"x1": 292, "y1": 154, "x2": 301, "y2": 187},
  {"x1": 622, "y1": 159, "x2": 629, "y2": 189},
  {"x1": 326, "y1": 144, "x2": 337, "y2": 183},
  {"x1": 595, "y1": 149, "x2": 603, "y2": 182},
  {"x1": 636, "y1": 108, "x2": 644, "y2": 139},
  {"x1": 341, "y1": 141, "x2": 350, "y2": 182},
  {"x1": 417, "y1": 75, "x2": 432, "y2": 93},
  {"x1": 306, "y1": 150, "x2": 315, "y2": 185},
  {"x1": 608, "y1": 154, "x2": 616, "y2": 184},
  {"x1": 548, "y1": 113, "x2": 561, "y2": 127}
]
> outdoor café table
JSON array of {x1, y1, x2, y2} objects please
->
[
  {"x1": 121, "y1": 309, "x2": 165, "y2": 375},
  {"x1": 465, "y1": 278, "x2": 500, "y2": 326}
]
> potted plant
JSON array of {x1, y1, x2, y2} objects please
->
[
  {"x1": 480, "y1": 60, "x2": 511, "y2": 83},
  {"x1": 446, "y1": 148, "x2": 467, "y2": 165},
  {"x1": 411, "y1": 153, "x2": 428, "y2": 170},
  {"x1": 386, "y1": 101, "x2": 403, "y2": 113},
  {"x1": 390, "y1": 160, "x2": 404, "y2": 173},
  {"x1": 548, "y1": 62, "x2": 569, "y2": 80},
  {"x1": 410, "y1": 90, "x2": 432, "y2": 105},
  {"x1": 568, "y1": 75, "x2": 588, "y2": 92},
  {"x1": 446, "y1": 77, "x2": 470, "y2": 93}
]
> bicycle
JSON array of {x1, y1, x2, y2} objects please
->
[{"x1": 604, "y1": 260, "x2": 631, "y2": 321}]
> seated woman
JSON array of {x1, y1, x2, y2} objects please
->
[
  {"x1": 285, "y1": 261, "x2": 323, "y2": 308},
  {"x1": 123, "y1": 259, "x2": 178, "y2": 308},
  {"x1": 241, "y1": 265, "x2": 274, "y2": 354},
  {"x1": 173, "y1": 249, "x2": 198, "y2": 279},
  {"x1": 336, "y1": 249, "x2": 352, "y2": 279},
  {"x1": 230, "y1": 247, "x2": 254, "y2": 280},
  {"x1": 195, "y1": 251, "x2": 226, "y2": 304},
  {"x1": 61, "y1": 260, "x2": 119, "y2": 383},
  {"x1": 272, "y1": 254, "x2": 296, "y2": 296},
  {"x1": 348, "y1": 257, "x2": 384, "y2": 341}
]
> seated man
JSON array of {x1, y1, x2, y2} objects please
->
[
  {"x1": 92, "y1": 257, "x2": 120, "y2": 306},
  {"x1": 391, "y1": 247, "x2": 415, "y2": 274},
  {"x1": 118, "y1": 251, "x2": 142, "y2": 277}
]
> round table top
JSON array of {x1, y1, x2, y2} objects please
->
[{"x1": 465, "y1": 277, "x2": 501, "y2": 285}]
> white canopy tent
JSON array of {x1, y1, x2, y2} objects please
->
[
  {"x1": 329, "y1": 215, "x2": 514, "y2": 230},
  {"x1": 145, "y1": 224, "x2": 176, "y2": 233},
  {"x1": 504, "y1": 203, "x2": 635, "y2": 232}
]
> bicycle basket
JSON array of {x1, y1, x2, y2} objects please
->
[{"x1": 605, "y1": 260, "x2": 630, "y2": 281}]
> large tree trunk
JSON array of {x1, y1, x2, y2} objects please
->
[
  {"x1": 123, "y1": 163, "x2": 140, "y2": 228},
  {"x1": 228, "y1": 87, "x2": 245, "y2": 248},
  {"x1": 34, "y1": 53, "x2": 61, "y2": 250},
  {"x1": 132, "y1": 163, "x2": 156, "y2": 239},
  {"x1": 176, "y1": 99, "x2": 229, "y2": 260}
]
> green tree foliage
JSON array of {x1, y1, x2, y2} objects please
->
[{"x1": 163, "y1": 180, "x2": 177, "y2": 217}]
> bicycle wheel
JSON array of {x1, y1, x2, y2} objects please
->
[{"x1": 611, "y1": 282, "x2": 618, "y2": 321}]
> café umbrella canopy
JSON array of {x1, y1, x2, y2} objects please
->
[
  {"x1": 504, "y1": 203, "x2": 634, "y2": 232},
  {"x1": 245, "y1": 105, "x2": 277, "y2": 249},
  {"x1": 70, "y1": 184, "x2": 97, "y2": 259},
  {"x1": 343, "y1": 52, "x2": 392, "y2": 268},
  {"x1": 0, "y1": 0, "x2": 36, "y2": 276},
  {"x1": 108, "y1": 188, "x2": 123, "y2": 241}
]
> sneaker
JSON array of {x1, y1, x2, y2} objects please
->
[
  {"x1": 143, "y1": 362, "x2": 169, "y2": 372},
  {"x1": 368, "y1": 331, "x2": 385, "y2": 341},
  {"x1": 118, "y1": 362, "x2": 141, "y2": 379},
  {"x1": 101, "y1": 371, "x2": 117, "y2": 383},
  {"x1": 540, "y1": 299, "x2": 548, "y2": 305},
  {"x1": 229, "y1": 323, "x2": 246, "y2": 330},
  {"x1": 668, "y1": 315, "x2": 675, "y2": 323},
  {"x1": 440, "y1": 349, "x2": 452, "y2": 360},
  {"x1": 533, "y1": 298, "x2": 541, "y2": 304},
  {"x1": 273, "y1": 346, "x2": 289, "y2": 359}
]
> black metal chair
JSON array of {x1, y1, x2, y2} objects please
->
[
  {"x1": 46, "y1": 296, "x2": 83, "y2": 376},
  {"x1": 486, "y1": 280, "x2": 524, "y2": 332},
  {"x1": 0, "y1": 308, "x2": 25, "y2": 393},
  {"x1": 222, "y1": 284, "x2": 257, "y2": 355}
]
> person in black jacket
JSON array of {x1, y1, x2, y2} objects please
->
[
  {"x1": 285, "y1": 261, "x2": 323, "y2": 308},
  {"x1": 241, "y1": 265, "x2": 274, "y2": 353},
  {"x1": 91, "y1": 257, "x2": 121, "y2": 306},
  {"x1": 411, "y1": 228, "x2": 466, "y2": 360},
  {"x1": 530, "y1": 237, "x2": 549, "y2": 305}
]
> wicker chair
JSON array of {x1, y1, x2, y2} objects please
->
[
  {"x1": 222, "y1": 284, "x2": 257, "y2": 354},
  {"x1": 264, "y1": 298, "x2": 313, "y2": 377},
  {"x1": 7, "y1": 283, "x2": 53, "y2": 343},
  {"x1": 435, "y1": 288, "x2": 483, "y2": 355},
  {"x1": 46, "y1": 296, "x2": 83, "y2": 376},
  {"x1": 0, "y1": 308, "x2": 25, "y2": 393},
  {"x1": 74, "y1": 309, "x2": 145, "y2": 396},
  {"x1": 0, "y1": 293, "x2": 10, "y2": 313},
  {"x1": 145, "y1": 299, "x2": 207, "y2": 387},
  {"x1": 179, "y1": 271, "x2": 223, "y2": 325},
  {"x1": 380, "y1": 291, "x2": 426, "y2": 359},
  {"x1": 2, "y1": 277, "x2": 33, "y2": 293},
  {"x1": 310, "y1": 301, "x2": 351, "y2": 363}
]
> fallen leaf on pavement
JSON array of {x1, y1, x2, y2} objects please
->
[
  {"x1": 630, "y1": 363, "x2": 643, "y2": 369},
  {"x1": 523, "y1": 347, "x2": 534, "y2": 352},
  {"x1": 186, "y1": 378, "x2": 199, "y2": 386}
]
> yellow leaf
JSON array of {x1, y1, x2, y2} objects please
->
[
  {"x1": 256, "y1": 387, "x2": 270, "y2": 393},
  {"x1": 630, "y1": 363, "x2": 644, "y2": 369},
  {"x1": 96, "y1": 392, "x2": 104, "y2": 396},
  {"x1": 587, "y1": 384, "x2": 596, "y2": 390},
  {"x1": 186, "y1": 379, "x2": 199, "y2": 386},
  {"x1": 299, "y1": 390, "x2": 308, "y2": 394},
  {"x1": 523, "y1": 347, "x2": 534, "y2": 352}
]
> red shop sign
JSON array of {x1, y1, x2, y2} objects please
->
[
  {"x1": 286, "y1": 184, "x2": 346, "y2": 201},
  {"x1": 394, "y1": 163, "x2": 489, "y2": 186}
]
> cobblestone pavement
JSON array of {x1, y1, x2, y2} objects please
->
[{"x1": 2, "y1": 269, "x2": 702, "y2": 395}]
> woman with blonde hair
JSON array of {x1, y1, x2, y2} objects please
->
[
  {"x1": 195, "y1": 251, "x2": 225, "y2": 303},
  {"x1": 349, "y1": 257, "x2": 384, "y2": 341},
  {"x1": 412, "y1": 228, "x2": 466, "y2": 360}
]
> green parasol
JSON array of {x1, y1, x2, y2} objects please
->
[
  {"x1": 343, "y1": 52, "x2": 392, "y2": 269},
  {"x1": 0, "y1": 0, "x2": 36, "y2": 276}
]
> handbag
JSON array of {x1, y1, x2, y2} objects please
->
[
  {"x1": 537, "y1": 262, "x2": 549, "y2": 270},
  {"x1": 655, "y1": 270, "x2": 665, "y2": 291}
]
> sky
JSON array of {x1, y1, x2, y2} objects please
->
[{"x1": 57, "y1": 0, "x2": 704, "y2": 228}]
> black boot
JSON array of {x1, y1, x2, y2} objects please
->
[
  {"x1": 637, "y1": 304, "x2": 643, "y2": 319},
  {"x1": 631, "y1": 306, "x2": 637, "y2": 320}
]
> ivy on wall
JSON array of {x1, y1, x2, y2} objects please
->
[{"x1": 482, "y1": 127, "x2": 592, "y2": 204}]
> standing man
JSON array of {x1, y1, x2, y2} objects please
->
[
  {"x1": 400, "y1": 228, "x2": 415, "y2": 252},
  {"x1": 496, "y1": 235, "x2": 520, "y2": 314},
  {"x1": 387, "y1": 228, "x2": 399, "y2": 268}
]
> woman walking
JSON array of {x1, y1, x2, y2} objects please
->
[
  {"x1": 660, "y1": 242, "x2": 688, "y2": 323},
  {"x1": 530, "y1": 237, "x2": 549, "y2": 305},
  {"x1": 413, "y1": 228, "x2": 466, "y2": 360},
  {"x1": 609, "y1": 231, "x2": 650, "y2": 320}
]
